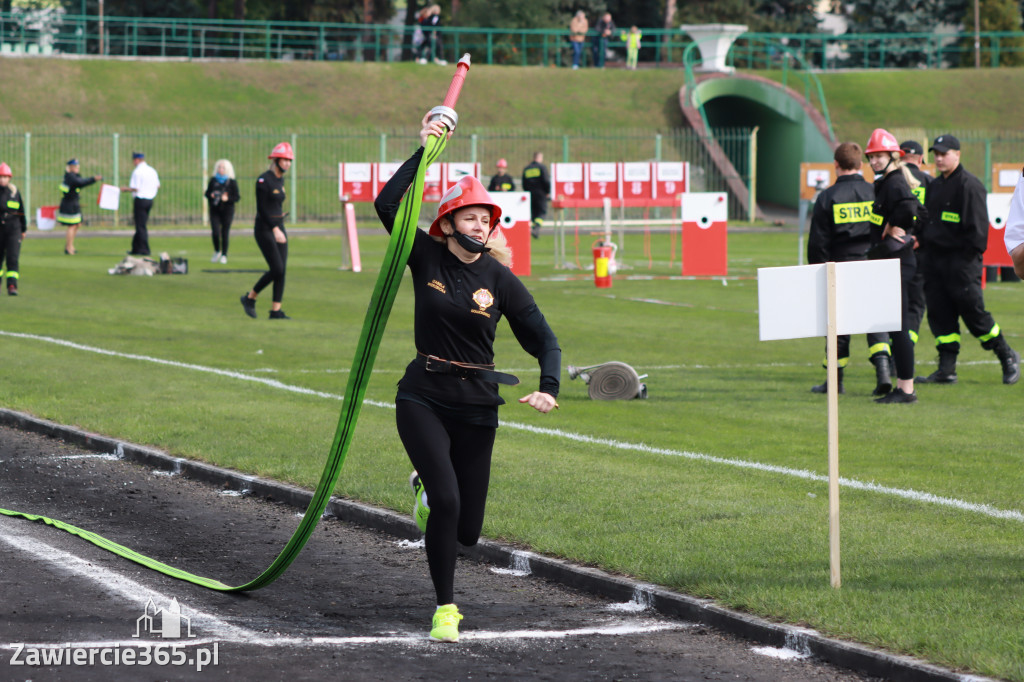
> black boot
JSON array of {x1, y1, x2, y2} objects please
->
[
  {"x1": 994, "y1": 339, "x2": 1020, "y2": 385},
  {"x1": 871, "y1": 354, "x2": 892, "y2": 396},
  {"x1": 811, "y1": 368, "x2": 844, "y2": 394},
  {"x1": 916, "y1": 349, "x2": 957, "y2": 384}
]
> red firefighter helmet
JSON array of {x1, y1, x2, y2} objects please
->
[
  {"x1": 496, "y1": 158, "x2": 507, "y2": 168},
  {"x1": 865, "y1": 129, "x2": 903, "y2": 156},
  {"x1": 268, "y1": 142, "x2": 295, "y2": 160},
  {"x1": 428, "y1": 176, "x2": 503, "y2": 237},
  {"x1": 0, "y1": 162, "x2": 11, "y2": 177}
]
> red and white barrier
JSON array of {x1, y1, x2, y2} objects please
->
[
  {"x1": 681, "y1": 192, "x2": 728, "y2": 276},
  {"x1": 985, "y1": 192, "x2": 1014, "y2": 268},
  {"x1": 489, "y1": 191, "x2": 532, "y2": 276}
]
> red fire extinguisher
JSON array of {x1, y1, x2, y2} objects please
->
[{"x1": 592, "y1": 240, "x2": 615, "y2": 288}]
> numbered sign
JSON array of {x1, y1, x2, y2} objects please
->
[
  {"x1": 552, "y1": 163, "x2": 584, "y2": 201},
  {"x1": 444, "y1": 163, "x2": 481, "y2": 192},
  {"x1": 653, "y1": 162, "x2": 688, "y2": 201},
  {"x1": 681, "y1": 192, "x2": 728, "y2": 276},
  {"x1": 621, "y1": 162, "x2": 653, "y2": 200},
  {"x1": 586, "y1": 162, "x2": 619, "y2": 200},
  {"x1": 489, "y1": 191, "x2": 532, "y2": 277},
  {"x1": 338, "y1": 162, "x2": 375, "y2": 202}
]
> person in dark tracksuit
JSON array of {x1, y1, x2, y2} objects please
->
[
  {"x1": 898, "y1": 140, "x2": 933, "y2": 346},
  {"x1": 374, "y1": 112, "x2": 560, "y2": 644},
  {"x1": 487, "y1": 158, "x2": 515, "y2": 192},
  {"x1": 864, "y1": 128, "x2": 921, "y2": 404},
  {"x1": 205, "y1": 159, "x2": 240, "y2": 264},
  {"x1": 240, "y1": 142, "x2": 293, "y2": 320},
  {"x1": 57, "y1": 158, "x2": 101, "y2": 255},
  {"x1": 918, "y1": 134, "x2": 1020, "y2": 385},
  {"x1": 806, "y1": 142, "x2": 892, "y2": 396},
  {"x1": 0, "y1": 163, "x2": 26, "y2": 296},
  {"x1": 521, "y1": 151, "x2": 550, "y2": 239}
]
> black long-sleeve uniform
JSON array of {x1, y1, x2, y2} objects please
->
[
  {"x1": 250, "y1": 170, "x2": 288, "y2": 303},
  {"x1": 0, "y1": 182, "x2": 26, "y2": 289},
  {"x1": 904, "y1": 163, "x2": 933, "y2": 340},
  {"x1": 205, "y1": 176, "x2": 240, "y2": 256},
  {"x1": 374, "y1": 146, "x2": 560, "y2": 608},
  {"x1": 57, "y1": 171, "x2": 97, "y2": 224},
  {"x1": 487, "y1": 173, "x2": 516, "y2": 192},
  {"x1": 521, "y1": 160, "x2": 551, "y2": 231},
  {"x1": 870, "y1": 170, "x2": 920, "y2": 381},
  {"x1": 921, "y1": 163, "x2": 1009, "y2": 355},
  {"x1": 807, "y1": 173, "x2": 890, "y2": 366}
]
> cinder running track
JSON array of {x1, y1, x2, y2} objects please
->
[{"x1": 0, "y1": 425, "x2": 880, "y2": 681}]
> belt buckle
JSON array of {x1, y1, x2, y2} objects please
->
[{"x1": 423, "y1": 355, "x2": 448, "y2": 373}]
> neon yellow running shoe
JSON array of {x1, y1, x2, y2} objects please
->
[
  {"x1": 409, "y1": 471, "x2": 430, "y2": 534},
  {"x1": 430, "y1": 603, "x2": 463, "y2": 642}
]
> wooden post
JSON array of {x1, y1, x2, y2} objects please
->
[{"x1": 826, "y1": 261, "x2": 841, "y2": 589}]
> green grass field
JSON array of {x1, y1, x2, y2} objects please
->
[{"x1": 2, "y1": 227, "x2": 1023, "y2": 679}]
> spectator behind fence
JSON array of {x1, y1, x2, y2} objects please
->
[
  {"x1": 205, "y1": 159, "x2": 240, "y2": 265},
  {"x1": 57, "y1": 158, "x2": 101, "y2": 256},
  {"x1": 568, "y1": 10, "x2": 588, "y2": 69},
  {"x1": 592, "y1": 12, "x2": 615, "y2": 68},
  {"x1": 621, "y1": 26, "x2": 642, "y2": 70},
  {"x1": 416, "y1": 5, "x2": 446, "y2": 65},
  {"x1": 120, "y1": 152, "x2": 160, "y2": 257}
]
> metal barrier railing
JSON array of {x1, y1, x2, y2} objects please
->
[{"x1": 1, "y1": 12, "x2": 1022, "y2": 69}]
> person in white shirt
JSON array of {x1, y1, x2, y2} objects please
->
[
  {"x1": 120, "y1": 151, "x2": 160, "y2": 256},
  {"x1": 1004, "y1": 168, "x2": 1024, "y2": 279}
]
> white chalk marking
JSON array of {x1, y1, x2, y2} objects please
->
[
  {"x1": 54, "y1": 453, "x2": 123, "y2": 461},
  {"x1": 394, "y1": 538, "x2": 424, "y2": 549},
  {"x1": 751, "y1": 646, "x2": 810, "y2": 660},
  {"x1": 4, "y1": 330, "x2": 1023, "y2": 524},
  {"x1": 0, "y1": 517, "x2": 686, "y2": 649}
]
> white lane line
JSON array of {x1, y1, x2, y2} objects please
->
[
  {"x1": 4, "y1": 330, "x2": 1022, "y2": 524},
  {"x1": 0, "y1": 518, "x2": 686, "y2": 649}
]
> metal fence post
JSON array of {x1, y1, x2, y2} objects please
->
[
  {"x1": 749, "y1": 126, "x2": 758, "y2": 224},
  {"x1": 655, "y1": 133, "x2": 662, "y2": 161},
  {"x1": 379, "y1": 133, "x2": 387, "y2": 162},
  {"x1": 984, "y1": 139, "x2": 992, "y2": 191},
  {"x1": 562, "y1": 134, "x2": 569, "y2": 162},
  {"x1": 201, "y1": 133, "x2": 209, "y2": 227},
  {"x1": 470, "y1": 134, "x2": 477, "y2": 164},
  {"x1": 23, "y1": 132, "x2": 30, "y2": 229},
  {"x1": 113, "y1": 133, "x2": 119, "y2": 227},
  {"x1": 290, "y1": 132, "x2": 298, "y2": 222}
]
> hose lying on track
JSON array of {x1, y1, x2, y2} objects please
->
[{"x1": 568, "y1": 361, "x2": 648, "y2": 400}]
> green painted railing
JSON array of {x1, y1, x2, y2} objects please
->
[{"x1": 1, "y1": 13, "x2": 1022, "y2": 70}]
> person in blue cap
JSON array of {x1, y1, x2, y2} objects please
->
[
  {"x1": 120, "y1": 152, "x2": 160, "y2": 256},
  {"x1": 57, "y1": 158, "x2": 101, "y2": 255}
]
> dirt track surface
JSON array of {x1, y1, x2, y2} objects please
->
[{"x1": 0, "y1": 425, "x2": 881, "y2": 681}]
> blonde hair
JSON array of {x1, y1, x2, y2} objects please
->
[
  {"x1": 886, "y1": 153, "x2": 920, "y2": 191},
  {"x1": 213, "y1": 159, "x2": 235, "y2": 179}
]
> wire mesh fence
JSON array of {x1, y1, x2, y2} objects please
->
[{"x1": 0, "y1": 126, "x2": 755, "y2": 228}]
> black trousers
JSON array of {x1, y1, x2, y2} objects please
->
[
  {"x1": 131, "y1": 198, "x2": 153, "y2": 256},
  {"x1": 906, "y1": 249, "x2": 927, "y2": 338},
  {"x1": 252, "y1": 227, "x2": 287, "y2": 303},
  {"x1": 396, "y1": 399, "x2": 496, "y2": 606},
  {"x1": 923, "y1": 249, "x2": 999, "y2": 353},
  {"x1": 870, "y1": 248, "x2": 916, "y2": 380},
  {"x1": 0, "y1": 225, "x2": 21, "y2": 285},
  {"x1": 210, "y1": 204, "x2": 235, "y2": 255}
]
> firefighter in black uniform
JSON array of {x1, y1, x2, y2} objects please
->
[
  {"x1": 806, "y1": 142, "x2": 892, "y2": 396},
  {"x1": 374, "y1": 112, "x2": 560, "y2": 643},
  {"x1": 57, "y1": 158, "x2": 101, "y2": 255},
  {"x1": 918, "y1": 134, "x2": 1020, "y2": 385},
  {"x1": 487, "y1": 158, "x2": 515, "y2": 192},
  {"x1": 521, "y1": 151, "x2": 550, "y2": 239},
  {"x1": 899, "y1": 140, "x2": 933, "y2": 345},
  {"x1": 0, "y1": 162, "x2": 26, "y2": 296},
  {"x1": 865, "y1": 129, "x2": 921, "y2": 403},
  {"x1": 240, "y1": 142, "x2": 293, "y2": 320}
]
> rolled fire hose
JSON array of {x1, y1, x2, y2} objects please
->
[
  {"x1": 0, "y1": 56, "x2": 474, "y2": 592},
  {"x1": 568, "y1": 361, "x2": 648, "y2": 400}
]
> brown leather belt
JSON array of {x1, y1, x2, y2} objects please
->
[{"x1": 414, "y1": 352, "x2": 520, "y2": 386}]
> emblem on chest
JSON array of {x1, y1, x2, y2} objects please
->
[{"x1": 471, "y1": 288, "x2": 494, "y2": 317}]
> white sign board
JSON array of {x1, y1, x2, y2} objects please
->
[
  {"x1": 757, "y1": 260, "x2": 901, "y2": 341},
  {"x1": 988, "y1": 193, "x2": 1013, "y2": 229},
  {"x1": 998, "y1": 169, "x2": 1021, "y2": 188},
  {"x1": 97, "y1": 184, "x2": 120, "y2": 211}
]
